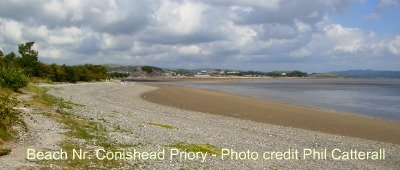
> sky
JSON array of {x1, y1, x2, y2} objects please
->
[{"x1": 0, "y1": 0, "x2": 399, "y2": 72}]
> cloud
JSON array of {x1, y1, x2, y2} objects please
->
[
  {"x1": 0, "y1": 19, "x2": 23, "y2": 43},
  {"x1": 0, "y1": 0, "x2": 398, "y2": 71},
  {"x1": 376, "y1": 36, "x2": 400, "y2": 56}
]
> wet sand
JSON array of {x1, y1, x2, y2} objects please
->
[{"x1": 141, "y1": 85, "x2": 400, "y2": 145}]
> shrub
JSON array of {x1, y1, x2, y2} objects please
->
[
  {"x1": 0, "y1": 67, "x2": 29, "y2": 92},
  {"x1": 29, "y1": 77, "x2": 53, "y2": 84},
  {"x1": 0, "y1": 88, "x2": 20, "y2": 140}
]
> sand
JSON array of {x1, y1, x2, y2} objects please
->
[{"x1": 141, "y1": 85, "x2": 400, "y2": 145}]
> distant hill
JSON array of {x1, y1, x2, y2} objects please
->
[
  {"x1": 332, "y1": 70, "x2": 400, "y2": 78},
  {"x1": 308, "y1": 72, "x2": 340, "y2": 78}
]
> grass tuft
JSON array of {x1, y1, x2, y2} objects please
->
[
  {"x1": 167, "y1": 142, "x2": 221, "y2": 155},
  {"x1": 0, "y1": 148, "x2": 12, "y2": 156},
  {"x1": 145, "y1": 122, "x2": 177, "y2": 130},
  {"x1": 29, "y1": 77, "x2": 53, "y2": 84}
]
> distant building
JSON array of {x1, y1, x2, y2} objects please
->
[
  {"x1": 281, "y1": 73, "x2": 287, "y2": 76},
  {"x1": 197, "y1": 70, "x2": 209, "y2": 75}
]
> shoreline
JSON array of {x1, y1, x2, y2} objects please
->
[{"x1": 141, "y1": 84, "x2": 400, "y2": 145}]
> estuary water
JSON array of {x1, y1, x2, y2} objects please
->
[{"x1": 181, "y1": 78, "x2": 400, "y2": 120}]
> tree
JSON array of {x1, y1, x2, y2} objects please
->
[
  {"x1": 64, "y1": 65, "x2": 78, "y2": 83},
  {"x1": 2, "y1": 52, "x2": 18, "y2": 67},
  {"x1": 0, "y1": 50, "x2": 3, "y2": 66},
  {"x1": 17, "y1": 42, "x2": 42, "y2": 77},
  {"x1": 267, "y1": 71, "x2": 282, "y2": 77},
  {"x1": 287, "y1": 70, "x2": 308, "y2": 77},
  {"x1": 48, "y1": 64, "x2": 67, "y2": 82},
  {"x1": 2, "y1": 42, "x2": 109, "y2": 83}
]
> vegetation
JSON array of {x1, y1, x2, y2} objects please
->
[
  {"x1": 265, "y1": 70, "x2": 308, "y2": 77},
  {"x1": 28, "y1": 86, "x2": 130, "y2": 168},
  {"x1": 141, "y1": 66, "x2": 154, "y2": 73},
  {"x1": 286, "y1": 70, "x2": 308, "y2": 77},
  {"x1": 167, "y1": 142, "x2": 221, "y2": 155},
  {"x1": 0, "y1": 148, "x2": 11, "y2": 156},
  {"x1": 108, "y1": 72, "x2": 130, "y2": 78},
  {"x1": 27, "y1": 85, "x2": 75, "y2": 110},
  {"x1": 0, "y1": 42, "x2": 108, "y2": 85},
  {"x1": 173, "y1": 69, "x2": 192, "y2": 75},
  {"x1": 0, "y1": 87, "x2": 23, "y2": 156},
  {"x1": 146, "y1": 122, "x2": 177, "y2": 129},
  {"x1": 0, "y1": 87, "x2": 22, "y2": 141},
  {"x1": 266, "y1": 71, "x2": 283, "y2": 77},
  {"x1": 0, "y1": 67, "x2": 29, "y2": 92}
]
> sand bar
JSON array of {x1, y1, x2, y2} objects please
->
[{"x1": 142, "y1": 84, "x2": 400, "y2": 145}]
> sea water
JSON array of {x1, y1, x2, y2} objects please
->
[{"x1": 180, "y1": 78, "x2": 400, "y2": 120}]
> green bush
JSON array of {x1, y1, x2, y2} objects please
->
[
  {"x1": 0, "y1": 88, "x2": 20, "y2": 140},
  {"x1": 0, "y1": 67, "x2": 28, "y2": 92}
]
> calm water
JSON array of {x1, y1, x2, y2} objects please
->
[{"x1": 179, "y1": 78, "x2": 400, "y2": 120}]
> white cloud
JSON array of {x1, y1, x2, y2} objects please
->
[
  {"x1": 384, "y1": 36, "x2": 400, "y2": 56},
  {"x1": 0, "y1": 19, "x2": 23, "y2": 42},
  {"x1": 40, "y1": 47, "x2": 62, "y2": 59},
  {"x1": 178, "y1": 45, "x2": 201, "y2": 55},
  {"x1": 207, "y1": 0, "x2": 281, "y2": 10},
  {"x1": 324, "y1": 24, "x2": 366, "y2": 54},
  {"x1": 289, "y1": 23, "x2": 370, "y2": 58},
  {"x1": 230, "y1": 24, "x2": 258, "y2": 46},
  {"x1": 47, "y1": 27, "x2": 84, "y2": 45},
  {"x1": 101, "y1": 33, "x2": 133, "y2": 51},
  {"x1": 294, "y1": 19, "x2": 312, "y2": 33},
  {"x1": 154, "y1": 1, "x2": 205, "y2": 35},
  {"x1": 44, "y1": 0, "x2": 68, "y2": 20},
  {"x1": 35, "y1": 25, "x2": 50, "y2": 38}
]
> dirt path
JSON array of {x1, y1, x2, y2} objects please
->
[{"x1": 0, "y1": 94, "x2": 65, "y2": 169}]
